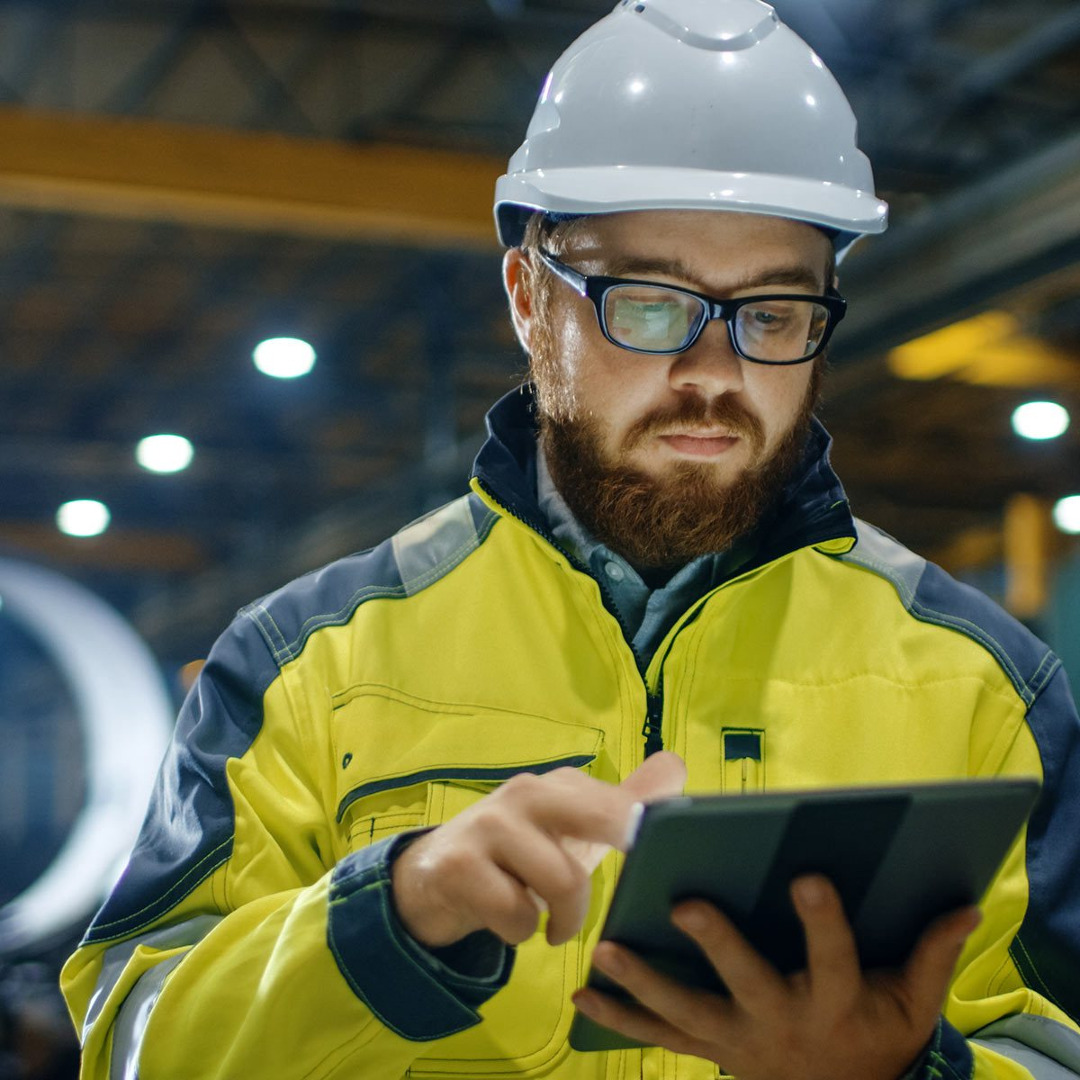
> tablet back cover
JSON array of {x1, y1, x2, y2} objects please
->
[{"x1": 569, "y1": 778, "x2": 1038, "y2": 1052}]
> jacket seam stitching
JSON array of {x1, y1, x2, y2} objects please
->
[
  {"x1": 246, "y1": 603, "x2": 289, "y2": 659},
  {"x1": 85, "y1": 841, "x2": 231, "y2": 942},
  {"x1": 271, "y1": 585, "x2": 408, "y2": 664},
  {"x1": 326, "y1": 881, "x2": 477, "y2": 1041},
  {"x1": 1028, "y1": 653, "x2": 1061, "y2": 697},
  {"x1": 397, "y1": 528, "x2": 488, "y2": 599},
  {"x1": 284, "y1": 502, "x2": 498, "y2": 662},
  {"x1": 844, "y1": 549, "x2": 1057, "y2": 707},
  {"x1": 1010, "y1": 935, "x2": 1068, "y2": 1014},
  {"x1": 256, "y1": 517, "x2": 496, "y2": 666},
  {"x1": 847, "y1": 549, "x2": 1029, "y2": 703}
]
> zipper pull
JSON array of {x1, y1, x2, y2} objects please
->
[{"x1": 642, "y1": 692, "x2": 664, "y2": 757}]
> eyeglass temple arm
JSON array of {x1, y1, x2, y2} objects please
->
[{"x1": 536, "y1": 249, "x2": 588, "y2": 296}]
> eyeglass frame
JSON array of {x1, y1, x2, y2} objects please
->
[{"x1": 534, "y1": 247, "x2": 847, "y2": 365}]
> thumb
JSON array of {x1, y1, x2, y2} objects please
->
[{"x1": 619, "y1": 750, "x2": 687, "y2": 804}]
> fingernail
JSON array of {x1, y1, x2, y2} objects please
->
[
  {"x1": 795, "y1": 877, "x2": 826, "y2": 907},
  {"x1": 595, "y1": 945, "x2": 624, "y2": 974},
  {"x1": 623, "y1": 802, "x2": 645, "y2": 849},
  {"x1": 960, "y1": 908, "x2": 983, "y2": 937},
  {"x1": 674, "y1": 905, "x2": 707, "y2": 931}
]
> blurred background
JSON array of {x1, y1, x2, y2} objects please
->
[{"x1": 0, "y1": 0, "x2": 1077, "y2": 1075}]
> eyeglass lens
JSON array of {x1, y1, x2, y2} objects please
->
[{"x1": 603, "y1": 284, "x2": 830, "y2": 361}]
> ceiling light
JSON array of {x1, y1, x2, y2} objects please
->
[
  {"x1": 1011, "y1": 401, "x2": 1070, "y2": 441},
  {"x1": 136, "y1": 434, "x2": 194, "y2": 474},
  {"x1": 57, "y1": 500, "x2": 111, "y2": 538},
  {"x1": 252, "y1": 337, "x2": 316, "y2": 379},
  {"x1": 1053, "y1": 495, "x2": 1080, "y2": 535}
]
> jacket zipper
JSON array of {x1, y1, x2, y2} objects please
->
[{"x1": 642, "y1": 681, "x2": 665, "y2": 758}]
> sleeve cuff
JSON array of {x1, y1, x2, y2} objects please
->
[
  {"x1": 327, "y1": 832, "x2": 514, "y2": 1041},
  {"x1": 902, "y1": 1017, "x2": 974, "y2": 1080}
]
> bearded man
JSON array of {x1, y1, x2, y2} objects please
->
[{"x1": 63, "y1": 2, "x2": 1080, "y2": 1079}]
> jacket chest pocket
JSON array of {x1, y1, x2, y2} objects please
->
[
  {"x1": 332, "y1": 685, "x2": 606, "y2": 1076},
  {"x1": 333, "y1": 685, "x2": 603, "y2": 839}
]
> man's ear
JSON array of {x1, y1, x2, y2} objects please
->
[{"x1": 503, "y1": 247, "x2": 536, "y2": 353}]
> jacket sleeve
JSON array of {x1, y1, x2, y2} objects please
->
[
  {"x1": 60, "y1": 609, "x2": 512, "y2": 1080},
  {"x1": 919, "y1": 661, "x2": 1080, "y2": 1080}
]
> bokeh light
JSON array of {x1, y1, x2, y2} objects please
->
[
  {"x1": 136, "y1": 434, "x2": 194, "y2": 474},
  {"x1": 252, "y1": 337, "x2": 316, "y2": 379},
  {"x1": 56, "y1": 500, "x2": 111, "y2": 538},
  {"x1": 1011, "y1": 401, "x2": 1070, "y2": 441},
  {"x1": 1052, "y1": 495, "x2": 1080, "y2": 535}
]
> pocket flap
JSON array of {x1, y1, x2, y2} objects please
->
[{"x1": 333, "y1": 685, "x2": 603, "y2": 823}]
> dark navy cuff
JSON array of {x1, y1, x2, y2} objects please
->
[
  {"x1": 327, "y1": 833, "x2": 514, "y2": 1041},
  {"x1": 902, "y1": 1017, "x2": 974, "y2": 1080}
]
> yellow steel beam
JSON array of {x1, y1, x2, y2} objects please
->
[
  {"x1": 0, "y1": 523, "x2": 207, "y2": 573},
  {"x1": 0, "y1": 106, "x2": 505, "y2": 248}
]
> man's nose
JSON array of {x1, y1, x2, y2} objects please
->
[{"x1": 666, "y1": 320, "x2": 745, "y2": 396}]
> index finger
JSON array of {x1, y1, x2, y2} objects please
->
[{"x1": 493, "y1": 768, "x2": 642, "y2": 851}]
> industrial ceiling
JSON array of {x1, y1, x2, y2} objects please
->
[{"x1": 0, "y1": 0, "x2": 1078, "y2": 664}]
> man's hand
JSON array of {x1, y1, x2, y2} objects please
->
[
  {"x1": 391, "y1": 751, "x2": 686, "y2": 948},
  {"x1": 572, "y1": 875, "x2": 981, "y2": 1080}
]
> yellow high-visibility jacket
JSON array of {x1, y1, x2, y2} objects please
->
[{"x1": 62, "y1": 388, "x2": 1080, "y2": 1080}]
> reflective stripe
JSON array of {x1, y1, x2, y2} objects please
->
[
  {"x1": 973, "y1": 1014, "x2": 1080, "y2": 1077},
  {"x1": 109, "y1": 952, "x2": 185, "y2": 1080},
  {"x1": 392, "y1": 496, "x2": 481, "y2": 597},
  {"x1": 83, "y1": 915, "x2": 222, "y2": 1043},
  {"x1": 972, "y1": 1038, "x2": 1080, "y2": 1078}
]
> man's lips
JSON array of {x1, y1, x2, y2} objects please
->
[{"x1": 658, "y1": 432, "x2": 741, "y2": 457}]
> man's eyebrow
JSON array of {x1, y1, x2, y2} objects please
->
[{"x1": 602, "y1": 255, "x2": 824, "y2": 294}]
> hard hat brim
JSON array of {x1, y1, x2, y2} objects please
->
[{"x1": 494, "y1": 166, "x2": 888, "y2": 253}]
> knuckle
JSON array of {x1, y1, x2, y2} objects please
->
[
  {"x1": 492, "y1": 898, "x2": 539, "y2": 944},
  {"x1": 434, "y1": 838, "x2": 483, "y2": 880},
  {"x1": 548, "y1": 765, "x2": 587, "y2": 782},
  {"x1": 546, "y1": 859, "x2": 589, "y2": 904},
  {"x1": 429, "y1": 829, "x2": 490, "y2": 881},
  {"x1": 499, "y1": 770, "x2": 542, "y2": 800}
]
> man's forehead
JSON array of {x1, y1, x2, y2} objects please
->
[{"x1": 556, "y1": 209, "x2": 832, "y2": 289}]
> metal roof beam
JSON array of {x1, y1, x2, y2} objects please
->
[
  {"x1": 0, "y1": 106, "x2": 504, "y2": 248},
  {"x1": 829, "y1": 129, "x2": 1080, "y2": 408}
]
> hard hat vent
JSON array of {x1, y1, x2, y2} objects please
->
[{"x1": 626, "y1": 0, "x2": 779, "y2": 51}]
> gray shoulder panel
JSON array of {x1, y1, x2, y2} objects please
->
[
  {"x1": 839, "y1": 518, "x2": 1059, "y2": 707},
  {"x1": 391, "y1": 495, "x2": 498, "y2": 598},
  {"x1": 839, "y1": 518, "x2": 928, "y2": 604}
]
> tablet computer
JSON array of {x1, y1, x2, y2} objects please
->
[{"x1": 569, "y1": 777, "x2": 1040, "y2": 1052}]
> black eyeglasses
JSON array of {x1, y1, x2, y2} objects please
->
[{"x1": 536, "y1": 248, "x2": 846, "y2": 365}]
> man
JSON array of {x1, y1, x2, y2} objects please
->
[{"x1": 62, "y1": 2, "x2": 1080, "y2": 1078}]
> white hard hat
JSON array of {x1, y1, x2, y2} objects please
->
[{"x1": 494, "y1": 0, "x2": 888, "y2": 261}]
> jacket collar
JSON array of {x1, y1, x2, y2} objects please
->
[{"x1": 471, "y1": 383, "x2": 857, "y2": 566}]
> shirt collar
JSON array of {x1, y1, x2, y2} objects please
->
[{"x1": 535, "y1": 434, "x2": 758, "y2": 591}]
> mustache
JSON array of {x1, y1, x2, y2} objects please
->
[{"x1": 622, "y1": 394, "x2": 765, "y2": 452}]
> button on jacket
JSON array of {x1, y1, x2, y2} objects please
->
[{"x1": 62, "y1": 386, "x2": 1080, "y2": 1080}]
